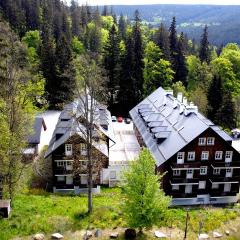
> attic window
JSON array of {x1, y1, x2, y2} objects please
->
[
  {"x1": 61, "y1": 118, "x2": 70, "y2": 121},
  {"x1": 65, "y1": 144, "x2": 72, "y2": 156}
]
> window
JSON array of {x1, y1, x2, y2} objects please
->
[
  {"x1": 172, "y1": 185, "x2": 179, "y2": 191},
  {"x1": 215, "y1": 151, "x2": 223, "y2": 160},
  {"x1": 200, "y1": 166, "x2": 208, "y2": 175},
  {"x1": 187, "y1": 152, "x2": 195, "y2": 161},
  {"x1": 213, "y1": 168, "x2": 221, "y2": 175},
  {"x1": 177, "y1": 152, "x2": 185, "y2": 164},
  {"x1": 81, "y1": 143, "x2": 87, "y2": 156},
  {"x1": 199, "y1": 181, "x2": 206, "y2": 189},
  {"x1": 224, "y1": 183, "x2": 231, "y2": 192},
  {"x1": 57, "y1": 161, "x2": 65, "y2": 167},
  {"x1": 226, "y1": 168, "x2": 233, "y2": 178},
  {"x1": 212, "y1": 183, "x2": 219, "y2": 189},
  {"x1": 173, "y1": 169, "x2": 181, "y2": 176},
  {"x1": 57, "y1": 176, "x2": 65, "y2": 182},
  {"x1": 225, "y1": 151, "x2": 233, "y2": 163},
  {"x1": 207, "y1": 137, "x2": 215, "y2": 145},
  {"x1": 79, "y1": 160, "x2": 88, "y2": 167},
  {"x1": 185, "y1": 185, "x2": 192, "y2": 194},
  {"x1": 186, "y1": 169, "x2": 193, "y2": 179},
  {"x1": 65, "y1": 144, "x2": 72, "y2": 156},
  {"x1": 198, "y1": 138, "x2": 206, "y2": 146},
  {"x1": 201, "y1": 151, "x2": 209, "y2": 161}
]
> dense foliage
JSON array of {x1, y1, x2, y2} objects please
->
[{"x1": 0, "y1": 1, "x2": 240, "y2": 128}]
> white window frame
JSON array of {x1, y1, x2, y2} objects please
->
[
  {"x1": 57, "y1": 161, "x2": 65, "y2": 167},
  {"x1": 185, "y1": 185, "x2": 192, "y2": 194},
  {"x1": 224, "y1": 183, "x2": 231, "y2": 192},
  {"x1": 215, "y1": 151, "x2": 223, "y2": 160},
  {"x1": 207, "y1": 137, "x2": 215, "y2": 146},
  {"x1": 199, "y1": 181, "x2": 206, "y2": 189},
  {"x1": 225, "y1": 151, "x2": 233, "y2": 163},
  {"x1": 57, "y1": 176, "x2": 65, "y2": 182},
  {"x1": 198, "y1": 137, "x2": 206, "y2": 146},
  {"x1": 212, "y1": 183, "x2": 219, "y2": 189},
  {"x1": 177, "y1": 152, "x2": 185, "y2": 164},
  {"x1": 186, "y1": 169, "x2": 194, "y2": 179},
  {"x1": 79, "y1": 160, "x2": 88, "y2": 167},
  {"x1": 65, "y1": 144, "x2": 73, "y2": 156},
  {"x1": 172, "y1": 185, "x2": 179, "y2": 191},
  {"x1": 187, "y1": 152, "x2": 195, "y2": 161},
  {"x1": 173, "y1": 169, "x2": 181, "y2": 176},
  {"x1": 201, "y1": 151, "x2": 209, "y2": 161},
  {"x1": 81, "y1": 143, "x2": 87, "y2": 156},
  {"x1": 213, "y1": 168, "x2": 221, "y2": 175},
  {"x1": 110, "y1": 171, "x2": 117, "y2": 180},
  {"x1": 200, "y1": 166, "x2": 208, "y2": 175},
  {"x1": 226, "y1": 168, "x2": 233, "y2": 178}
]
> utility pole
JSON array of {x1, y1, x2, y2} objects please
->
[
  {"x1": 198, "y1": 221, "x2": 203, "y2": 240},
  {"x1": 184, "y1": 208, "x2": 189, "y2": 240}
]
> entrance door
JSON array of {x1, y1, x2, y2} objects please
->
[{"x1": 224, "y1": 183, "x2": 231, "y2": 192}]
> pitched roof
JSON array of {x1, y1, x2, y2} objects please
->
[
  {"x1": 45, "y1": 97, "x2": 115, "y2": 158},
  {"x1": 28, "y1": 117, "x2": 47, "y2": 144},
  {"x1": 129, "y1": 87, "x2": 233, "y2": 167}
]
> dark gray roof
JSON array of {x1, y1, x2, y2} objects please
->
[
  {"x1": 45, "y1": 96, "x2": 115, "y2": 158},
  {"x1": 130, "y1": 87, "x2": 233, "y2": 167},
  {"x1": 28, "y1": 117, "x2": 47, "y2": 144}
]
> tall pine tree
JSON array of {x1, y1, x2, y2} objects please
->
[{"x1": 199, "y1": 25, "x2": 210, "y2": 64}]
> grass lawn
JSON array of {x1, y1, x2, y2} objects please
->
[{"x1": 0, "y1": 188, "x2": 240, "y2": 240}]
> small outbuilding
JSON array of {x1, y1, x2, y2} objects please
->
[{"x1": 0, "y1": 200, "x2": 11, "y2": 218}]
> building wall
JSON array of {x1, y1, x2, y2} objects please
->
[
  {"x1": 52, "y1": 134, "x2": 109, "y2": 190},
  {"x1": 157, "y1": 128, "x2": 240, "y2": 204}
]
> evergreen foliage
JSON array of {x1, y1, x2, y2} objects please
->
[{"x1": 199, "y1": 25, "x2": 210, "y2": 64}]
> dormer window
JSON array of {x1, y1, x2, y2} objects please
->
[
  {"x1": 225, "y1": 151, "x2": 233, "y2": 163},
  {"x1": 198, "y1": 138, "x2": 206, "y2": 146},
  {"x1": 177, "y1": 152, "x2": 184, "y2": 164},
  {"x1": 207, "y1": 137, "x2": 215, "y2": 146},
  {"x1": 65, "y1": 144, "x2": 72, "y2": 156}
]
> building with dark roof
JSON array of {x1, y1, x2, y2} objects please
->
[
  {"x1": 45, "y1": 96, "x2": 115, "y2": 194},
  {"x1": 130, "y1": 87, "x2": 240, "y2": 205}
]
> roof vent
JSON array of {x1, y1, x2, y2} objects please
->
[
  {"x1": 184, "y1": 105, "x2": 198, "y2": 116},
  {"x1": 183, "y1": 97, "x2": 188, "y2": 105},
  {"x1": 165, "y1": 89, "x2": 174, "y2": 96},
  {"x1": 179, "y1": 104, "x2": 184, "y2": 114}
]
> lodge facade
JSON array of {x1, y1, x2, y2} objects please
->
[{"x1": 130, "y1": 87, "x2": 240, "y2": 205}]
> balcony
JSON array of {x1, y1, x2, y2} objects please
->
[
  {"x1": 171, "y1": 162, "x2": 201, "y2": 169},
  {"x1": 171, "y1": 178, "x2": 199, "y2": 184},
  {"x1": 54, "y1": 169, "x2": 73, "y2": 175},
  {"x1": 169, "y1": 192, "x2": 198, "y2": 198}
]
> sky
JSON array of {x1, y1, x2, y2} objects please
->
[{"x1": 65, "y1": 0, "x2": 240, "y2": 5}]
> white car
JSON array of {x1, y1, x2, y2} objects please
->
[{"x1": 111, "y1": 116, "x2": 117, "y2": 122}]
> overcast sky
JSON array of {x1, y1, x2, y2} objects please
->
[{"x1": 65, "y1": 0, "x2": 240, "y2": 5}]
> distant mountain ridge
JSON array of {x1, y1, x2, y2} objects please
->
[{"x1": 109, "y1": 4, "x2": 240, "y2": 46}]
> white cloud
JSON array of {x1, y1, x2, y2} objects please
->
[{"x1": 66, "y1": 0, "x2": 240, "y2": 5}]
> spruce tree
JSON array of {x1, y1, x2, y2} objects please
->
[
  {"x1": 103, "y1": 24, "x2": 120, "y2": 111},
  {"x1": 199, "y1": 25, "x2": 210, "y2": 64},
  {"x1": 175, "y1": 32, "x2": 188, "y2": 86},
  {"x1": 70, "y1": 0, "x2": 81, "y2": 37},
  {"x1": 154, "y1": 23, "x2": 170, "y2": 60},
  {"x1": 132, "y1": 10, "x2": 144, "y2": 104},
  {"x1": 216, "y1": 91, "x2": 236, "y2": 129},
  {"x1": 118, "y1": 35, "x2": 135, "y2": 116},
  {"x1": 207, "y1": 75, "x2": 223, "y2": 122},
  {"x1": 118, "y1": 13, "x2": 126, "y2": 40}
]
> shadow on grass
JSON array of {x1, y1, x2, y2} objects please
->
[{"x1": 73, "y1": 211, "x2": 90, "y2": 221}]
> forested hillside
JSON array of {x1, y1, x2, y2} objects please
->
[
  {"x1": 110, "y1": 4, "x2": 240, "y2": 46},
  {"x1": 0, "y1": 0, "x2": 239, "y2": 128}
]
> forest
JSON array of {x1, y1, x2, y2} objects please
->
[{"x1": 0, "y1": 0, "x2": 240, "y2": 138}]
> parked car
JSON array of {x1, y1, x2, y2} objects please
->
[
  {"x1": 125, "y1": 118, "x2": 131, "y2": 124},
  {"x1": 117, "y1": 116, "x2": 123, "y2": 123},
  {"x1": 111, "y1": 116, "x2": 117, "y2": 122}
]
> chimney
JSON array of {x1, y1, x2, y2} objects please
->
[
  {"x1": 177, "y1": 92, "x2": 183, "y2": 103},
  {"x1": 184, "y1": 105, "x2": 198, "y2": 116},
  {"x1": 183, "y1": 97, "x2": 188, "y2": 105}
]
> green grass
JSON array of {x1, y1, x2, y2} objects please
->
[{"x1": 0, "y1": 188, "x2": 239, "y2": 240}]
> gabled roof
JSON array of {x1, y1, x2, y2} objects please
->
[
  {"x1": 28, "y1": 117, "x2": 47, "y2": 144},
  {"x1": 129, "y1": 87, "x2": 233, "y2": 167},
  {"x1": 45, "y1": 96, "x2": 115, "y2": 158}
]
